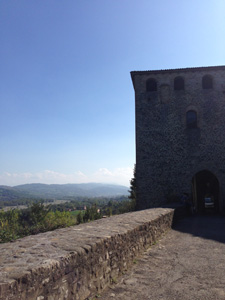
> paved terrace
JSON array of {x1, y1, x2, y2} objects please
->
[{"x1": 101, "y1": 215, "x2": 225, "y2": 300}]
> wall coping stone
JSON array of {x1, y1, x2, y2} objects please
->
[{"x1": 0, "y1": 208, "x2": 174, "y2": 300}]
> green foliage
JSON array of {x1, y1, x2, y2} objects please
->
[
  {"x1": 83, "y1": 205, "x2": 102, "y2": 222},
  {"x1": 0, "y1": 202, "x2": 76, "y2": 243},
  {"x1": 0, "y1": 187, "x2": 137, "y2": 243},
  {"x1": 127, "y1": 164, "x2": 137, "y2": 211},
  {"x1": 0, "y1": 209, "x2": 20, "y2": 241},
  {"x1": 20, "y1": 202, "x2": 49, "y2": 226},
  {"x1": 48, "y1": 196, "x2": 130, "y2": 216},
  {"x1": 76, "y1": 211, "x2": 84, "y2": 224},
  {"x1": 44, "y1": 210, "x2": 75, "y2": 229},
  {"x1": 105, "y1": 207, "x2": 112, "y2": 217}
]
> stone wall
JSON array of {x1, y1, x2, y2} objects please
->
[
  {"x1": 0, "y1": 208, "x2": 174, "y2": 300},
  {"x1": 131, "y1": 66, "x2": 225, "y2": 211}
]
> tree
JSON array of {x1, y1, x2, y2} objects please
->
[
  {"x1": 128, "y1": 164, "x2": 136, "y2": 211},
  {"x1": 76, "y1": 212, "x2": 83, "y2": 224}
]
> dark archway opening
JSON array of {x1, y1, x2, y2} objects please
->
[
  {"x1": 146, "y1": 78, "x2": 157, "y2": 92},
  {"x1": 186, "y1": 110, "x2": 197, "y2": 128},
  {"x1": 174, "y1": 76, "x2": 185, "y2": 90},
  {"x1": 192, "y1": 170, "x2": 219, "y2": 213},
  {"x1": 202, "y1": 75, "x2": 213, "y2": 89}
]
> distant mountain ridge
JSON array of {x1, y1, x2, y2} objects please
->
[
  {"x1": 0, "y1": 185, "x2": 29, "y2": 201},
  {"x1": 0, "y1": 183, "x2": 129, "y2": 202}
]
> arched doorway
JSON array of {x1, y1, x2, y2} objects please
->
[{"x1": 192, "y1": 170, "x2": 219, "y2": 213}]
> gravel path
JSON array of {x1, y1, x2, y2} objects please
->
[{"x1": 100, "y1": 215, "x2": 225, "y2": 300}]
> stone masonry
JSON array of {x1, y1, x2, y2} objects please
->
[
  {"x1": 131, "y1": 66, "x2": 225, "y2": 211},
  {"x1": 0, "y1": 208, "x2": 174, "y2": 300}
]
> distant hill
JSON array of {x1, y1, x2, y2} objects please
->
[
  {"x1": 0, "y1": 185, "x2": 30, "y2": 201},
  {"x1": 0, "y1": 183, "x2": 129, "y2": 202}
]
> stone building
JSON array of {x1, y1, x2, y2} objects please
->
[{"x1": 131, "y1": 66, "x2": 225, "y2": 212}]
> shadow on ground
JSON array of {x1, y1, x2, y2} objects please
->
[
  {"x1": 100, "y1": 212, "x2": 225, "y2": 299},
  {"x1": 173, "y1": 214, "x2": 225, "y2": 244}
]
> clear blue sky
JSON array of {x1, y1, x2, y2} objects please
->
[{"x1": 0, "y1": 0, "x2": 225, "y2": 186}]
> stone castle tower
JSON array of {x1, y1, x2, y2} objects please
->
[{"x1": 131, "y1": 66, "x2": 225, "y2": 212}]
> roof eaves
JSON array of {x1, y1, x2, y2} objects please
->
[{"x1": 130, "y1": 65, "x2": 225, "y2": 76}]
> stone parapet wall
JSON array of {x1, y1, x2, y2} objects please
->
[{"x1": 0, "y1": 208, "x2": 174, "y2": 300}]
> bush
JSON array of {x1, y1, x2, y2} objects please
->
[{"x1": 0, "y1": 202, "x2": 76, "y2": 243}]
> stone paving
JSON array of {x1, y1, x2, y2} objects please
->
[{"x1": 100, "y1": 215, "x2": 225, "y2": 300}]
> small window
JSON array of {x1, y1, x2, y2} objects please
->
[
  {"x1": 174, "y1": 76, "x2": 184, "y2": 90},
  {"x1": 202, "y1": 75, "x2": 213, "y2": 89},
  {"x1": 146, "y1": 78, "x2": 157, "y2": 92},
  {"x1": 186, "y1": 110, "x2": 197, "y2": 128}
]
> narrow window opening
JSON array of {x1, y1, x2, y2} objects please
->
[
  {"x1": 202, "y1": 75, "x2": 213, "y2": 89},
  {"x1": 146, "y1": 78, "x2": 157, "y2": 92},
  {"x1": 174, "y1": 76, "x2": 184, "y2": 90},
  {"x1": 186, "y1": 110, "x2": 197, "y2": 128}
]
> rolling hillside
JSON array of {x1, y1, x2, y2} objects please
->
[{"x1": 0, "y1": 183, "x2": 129, "y2": 202}]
